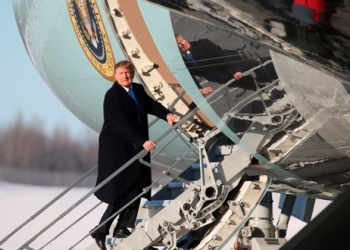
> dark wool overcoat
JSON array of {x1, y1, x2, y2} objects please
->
[{"x1": 94, "y1": 82, "x2": 170, "y2": 207}]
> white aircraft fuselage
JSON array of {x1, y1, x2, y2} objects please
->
[
  {"x1": 8, "y1": 1, "x2": 350, "y2": 248},
  {"x1": 11, "y1": 0, "x2": 350, "y2": 199}
]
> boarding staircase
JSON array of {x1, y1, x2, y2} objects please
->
[
  {"x1": 97, "y1": 52, "x2": 293, "y2": 249},
  {"x1": 0, "y1": 53, "x2": 299, "y2": 249},
  {"x1": 0, "y1": 55, "x2": 297, "y2": 250},
  {"x1": 0, "y1": 72, "x2": 297, "y2": 250},
  {"x1": 95, "y1": 1, "x2": 294, "y2": 248},
  {"x1": 0, "y1": 7, "x2": 297, "y2": 245},
  {"x1": 100, "y1": 119, "x2": 271, "y2": 250}
]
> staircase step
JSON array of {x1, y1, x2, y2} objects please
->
[
  {"x1": 144, "y1": 200, "x2": 172, "y2": 209},
  {"x1": 168, "y1": 181, "x2": 185, "y2": 199},
  {"x1": 190, "y1": 162, "x2": 205, "y2": 170},
  {"x1": 168, "y1": 181, "x2": 185, "y2": 189}
]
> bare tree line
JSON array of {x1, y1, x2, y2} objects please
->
[{"x1": 0, "y1": 115, "x2": 98, "y2": 173}]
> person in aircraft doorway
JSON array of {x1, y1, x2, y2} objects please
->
[{"x1": 90, "y1": 60, "x2": 179, "y2": 250}]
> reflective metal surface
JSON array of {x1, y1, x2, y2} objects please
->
[
  {"x1": 146, "y1": 0, "x2": 350, "y2": 197},
  {"x1": 149, "y1": 0, "x2": 350, "y2": 82}
]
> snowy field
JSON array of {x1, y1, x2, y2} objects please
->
[
  {"x1": 0, "y1": 181, "x2": 108, "y2": 250},
  {"x1": 0, "y1": 181, "x2": 331, "y2": 250}
]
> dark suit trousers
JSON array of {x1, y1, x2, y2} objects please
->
[{"x1": 98, "y1": 197, "x2": 141, "y2": 235}]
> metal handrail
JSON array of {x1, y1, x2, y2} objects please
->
[
  {"x1": 75, "y1": 65, "x2": 277, "y2": 247},
  {"x1": 203, "y1": 59, "x2": 274, "y2": 102},
  {"x1": 4, "y1": 59, "x2": 277, "y2": 249},
  {"x1": 71, "y1": 144, "x2": 198, "y2": 249},
  {"x1": 0, "y1": 85, "x2": 195, "y2": 248},
  {"x1": 227, "y1": 79, "x2": 279, "y2": 115},
  {"x1": 15, "y1": 102, "x2": 206, "y2": 250},
  {"x1": 68, "y1": 110, "x2": 204, "y2": 249},
  {"x1": 69, "y1": 171, "x2": 158, "y2": 250},
  {"x1": 0, "y1": 165, "x2": 98, "y2": 246},
  {"x1": 38, "y1": 202, "x2": 103, "y2": 250}
]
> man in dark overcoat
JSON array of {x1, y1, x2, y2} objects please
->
[{"x1": 90, "y1": 60, "x2": 178, "y2": 250}]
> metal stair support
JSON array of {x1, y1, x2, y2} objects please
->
[
  {"x1": 132, "y1": 162, "x2": 206, "y2": 236},
  {"x1": 192, "y1": 176, "x2": 271, "y2": 250},
  {"x1": 179, "y1": 122, "x2": 273, "y2": 249},
  {"x1": 109, "y1": 121, "x2": 271, "y2": 250}
]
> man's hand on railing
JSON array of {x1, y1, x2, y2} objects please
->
[
  {"x1": 166, "y1": 113, "x2": 180, "y2": 126},
  {"x1": 143, "y1": 140, "x2": 156, "y2": 151}
]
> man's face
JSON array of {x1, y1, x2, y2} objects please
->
[
  {"x1": 115, "y1": 66, "x2": 134, "y2": 88},
  {"x1": 176, "y1": 36, "x2": 191, "y2": 54}
]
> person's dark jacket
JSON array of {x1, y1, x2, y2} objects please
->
[
  {"x1": 94, "y1": 82, "x2": 170, "y2": 207},
  {"x1": 185, "y1": 38, "x2": 243, "y2": 84}
]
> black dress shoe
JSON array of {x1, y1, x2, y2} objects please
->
[
  {"x1": 90, "y1": 228, "x2": 107, "y2": 250},
  {"x1": 113, "y1": 227, "x2": 132, "y2": 238}
]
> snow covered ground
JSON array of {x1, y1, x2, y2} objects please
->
[
  {"x1": 0, "y1": 181, "x2": 107, "y2": 250},
  {"x1": 0, "y1": 181, "x2": 331, "y2": 250}
]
